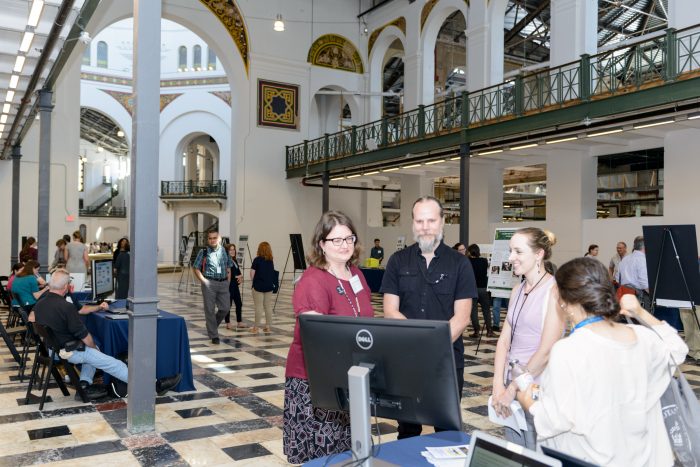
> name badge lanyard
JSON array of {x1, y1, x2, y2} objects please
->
[{"x1": 330, "y1": 269, "x2": 361, "y2": 318}]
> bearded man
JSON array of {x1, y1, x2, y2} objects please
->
[{"x1": 379, "y1": 195, "x2": 477, "y2": 439}]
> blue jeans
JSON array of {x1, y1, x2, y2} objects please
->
[
  {"x1": 492, "y1": 297, "x2": 509, "y2": 328},
  {"x1": 67, "y1": 347, "x2": 128, "y2": 384}
]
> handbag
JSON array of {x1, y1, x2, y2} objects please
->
[
  {"x1": 272, "y1": 270, "x2": 280, "y2": 294},
  {"x1": 632, "y1": 311, "x2": 700, "y2": 466}
]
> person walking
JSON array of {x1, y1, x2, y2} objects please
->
[
  {"x1": 224, "y1": 243, "x2": 246, "y2": 329},
  {"x1": 250, "y1": 242, "x2": 276, "y2": 334}
]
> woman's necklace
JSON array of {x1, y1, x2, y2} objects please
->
[
  {"x1": 328, "y1": 265, "x2": 360, "y2": 318},
  {"x1": 509, "y1": 272, "x2": 549, "y2": 345}
]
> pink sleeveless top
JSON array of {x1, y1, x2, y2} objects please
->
[{"x1": 505, "y1": 275, "x2": 555, "y2": 383}]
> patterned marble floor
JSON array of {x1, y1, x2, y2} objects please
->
[{"x1": 0, "y1": 272, "x2": 698, "y2": 466}]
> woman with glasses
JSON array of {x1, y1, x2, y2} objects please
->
[
  {"x1": 283, "y1": 211, "x2": 374, "y2": 464},
  {"x1": 250, "y1": 241, "x2": 276, "y2": 334}
]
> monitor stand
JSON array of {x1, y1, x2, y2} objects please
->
[{"x1": 331, "y1": 365, "x2": 396, "y2": 467}]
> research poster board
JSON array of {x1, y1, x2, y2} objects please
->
[
  {"x1": 183, "y1": 237, "x2": 195, "y2": 266},
  {"x1": 237, "y1": 235, "x2": 249, "y2": 269},
  {"x1": 487, "y1": 228, "x2": 520, "y2": 299}
]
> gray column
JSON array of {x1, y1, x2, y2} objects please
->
[
  {"x1": 127, "y1": 0, "x2": 161, "y2": 433},
  {"x1": 459, "y1": 143, "x2": 470, "y2": 245},
  {"x1": 322, "y1": 171, "x2": 329, "y2": 213},
  {"x1": 10, "y1": 145, "x2": 22, "y2": 268},
  {"x1": 37, "y1": 90, "x2": 53, "y2": 275}
]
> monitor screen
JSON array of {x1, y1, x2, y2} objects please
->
[
  {"x1": 92, "y1": 259, "x2": 114, "y2": 300},
  {"x1": 299, "y1": 315, "x2": 462, "y2": 431},
  {"x1": 467, "y1": 431, "x2": 561, "y2": 467}
]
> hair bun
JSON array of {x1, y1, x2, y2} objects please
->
[{"x1": 543, "y1": 229, "x2": 557, "y2": 247}]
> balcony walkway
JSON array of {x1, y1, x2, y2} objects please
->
[{"x1": 287, "y1": 25, "x2": 700, "y2": 179}]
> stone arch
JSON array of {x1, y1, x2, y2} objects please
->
[
  {"x1": 420, "y1": 0, "x2": 468, "y2": 105},
  {"x1": 368, "y1": 26, "x2": 407, "y2": 120},
  {"x1": 308, "y1": 84, "x2": 361, "y2": 138}
]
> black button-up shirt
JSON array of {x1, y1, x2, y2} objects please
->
[{"x1": 380, "y1": 242, "x2": 477, "y2": 368}]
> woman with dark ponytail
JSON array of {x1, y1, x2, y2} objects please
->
[{"x1": 514, "y1": 257, "x2": 688, "y2": 466}]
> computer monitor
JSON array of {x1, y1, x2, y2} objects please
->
[
  {"x1": 299, "y1": 315, "x2": 462, "y2": 461},
  {"x1": 466, "y1": 431, "x2": 562, "y2": 467},
  {"x1": 91, "y1": 258, "x2": 114, "y2": 301}
]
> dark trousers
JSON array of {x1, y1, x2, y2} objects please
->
[
  {"x1": 470, "y1": 288, "x2": 492, "y2": 333},
  {"x1": 396, "y1": 363, "x2": 464, "y2": 439},
  {"x1": 225, "y1": 283, "x2": 243, "y2": 323}
]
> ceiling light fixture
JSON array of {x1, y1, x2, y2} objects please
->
[
  {"x1": 19, "y1": 31, "x2": 34, "y2": 53},
  {"x1": 546, "y1": 136, "x2": 578, "y2": 145},
  {"x1": 633, "y1": 119, "x2": 674, "y2": 130},
  {"x1": 0, "y1": 115, "x2": 7, "y2": 124},
  {"x1": 330, "y1": 176, "x2": 345, "y2": 181},
  {"x1": 27, "y1": 0, "x2": 44, "y2": 28},
  {"x1": 363, "y1": 170, "x2": 379, "y2": 175},
  {"x1": 2, "y1": 103, "x2": 10, "y2": 113},
  {"x1": 587, "y1": 128, "x2": 623, "y2": 137},
  {"x1": 479, "y1": 149, "x2": 504, "y2": 155},
  {"x1": 403, "y1": 163, "x2": 422, "y2": 169},
  {"x1": 383, "y1": 167, "x2": 399, "y2": 172},
  {"x1": 425, "y1": 159, "x2": 446, "y2": 165},
  {"x1": 13, "y1": 55, "x2": 26, "y2": 73},
  {"x1": 511, "y1": 143, "x2": 538, "y2": 150},
  {"x1": 273, "y1": 14, "x2": 285, "y2": 32},
  {"x1": 0, "y1": 124, "x2": 4, "y2": 134},
  {"x1": 347, "y1": 174, "x2": 361, "y2": 179},
  {"x1": 688, "y1": 111, "x2": 700, "y2": 120},
  {"x1": 449, "y1": 156, "x2": 461, "y2": 160},
  {"x1": 117, "y1": 130, "x2": 125, "y2": 137},
  {"x1": 5, "y1": 90, "x2": 15, "y2": 102},
  {"x1": 8, "y1": 75, "x2": 19, "y2": 89}
]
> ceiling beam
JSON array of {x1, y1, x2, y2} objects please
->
[{"x1": 504, "y1": 0, "x2": 550, "y2": 44}]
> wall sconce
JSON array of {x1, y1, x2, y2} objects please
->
[{"x1": 273, "y1": 14, "x2": 285, "y2": 32}]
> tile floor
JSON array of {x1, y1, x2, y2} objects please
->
[{"x1": 0, "y1": 273, "x2": 698, "y2": 466}]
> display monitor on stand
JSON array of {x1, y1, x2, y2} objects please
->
[
  {"x1": 91, "y1": 258, "x2": 114, "y2": 301},
  {"x1": 300, "y1": 315, "x2": 462, "y2": 467}
]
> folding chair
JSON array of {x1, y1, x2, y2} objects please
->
[
  {"x1": 0, "y1": 308, "x2": 25, "y2": 364},
  {"x1": 25, "y1": 323, "x2": 86, "y2": 410}
]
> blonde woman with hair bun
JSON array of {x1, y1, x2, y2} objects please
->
[{"x1": 490, "y1": 227, "x2": 566, "y2": 449}]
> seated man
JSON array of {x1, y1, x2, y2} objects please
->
[{"x1": 33, "y1": 269, "x2": 181, "y2": 399}]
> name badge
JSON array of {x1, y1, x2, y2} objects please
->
[
  {"x1": 349, "y1": 274, "x2": 364, "y2": 294},
  {"x1": 216, "y1": 264, "x2": 221, "y2": 274}
]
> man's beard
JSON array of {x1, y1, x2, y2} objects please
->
[{"x1": 414, "y1": 230, "x2": 443, "y2": 254}]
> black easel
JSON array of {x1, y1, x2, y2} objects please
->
[
  {"x1": 273, "y1": 246, "x2": 293, "y2": 313},
  {"x1": 649, "y1": 227, "x2": 700, "y2": 331}
]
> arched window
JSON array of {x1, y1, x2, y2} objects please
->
[
  {"x1": 96, "y1": 41, "x2": 108, "y2": 68},
  {"x1": 193, "y1": 45, "x2": 202, "y2": 70},
  {"x1": 207, "y1": 47, "x2": 217, "y2": 70},
  {"x1": 82, "y1": 43, "x2": 91, "y2": 66},
  {"x1": 178, "y1": 46, "x2": 187, "y2": 71}
]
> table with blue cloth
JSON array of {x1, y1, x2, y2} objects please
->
[
  {"x1": 359, "y1": 267, "x2": 384, "y2": 293},
  {"x1": 82, "y1": 300, "x2": 195, "y2": 392},
  {"x1": 304, "y1": 431, "x2": 469, "y2": 466}
]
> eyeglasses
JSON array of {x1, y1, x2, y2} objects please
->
[{"x1": 324, "y1": 235, "x2": 357, "y2": 247}]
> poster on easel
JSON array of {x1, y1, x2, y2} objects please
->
[
  {"x1": 183, "y1": 237, "x2": 195, "y2": 266},
  {"x1": 396, "y1": 236, "x2": 406, "y2": 252},
  {"x1": 237, "y1": 235, "x2": 249, "y2": 269},
  {"x1": 487, "y1": 228, "x2": 520, "y2": 299}
]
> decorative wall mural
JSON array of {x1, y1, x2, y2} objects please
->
[
  {"x1": 421, "y1": 0, "x2": 469, "y2": 32},
  {"x1": 101, "y1": 90, "x2": 183, "y2": 115},
  {"x1": 211, "y1": 91, "x2": 232, "y2": 106},
  {"x1": 368, "y1": 17, "x2": 406, "y2": 57},
  {"x1": 257, "y1": 79, "x2": 299, "y2": 130},
  {"x1": 199, "y1": 0, "x2": 249, "y2": 75},
  {"x1": 307, "y1": 34, "x2": 364, "y2": 73}
]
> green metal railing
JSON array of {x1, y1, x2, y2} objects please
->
[
  {"x1": 287, "y1": 25, "x2": 700, "y2": 175},
  {"x1": 160, "y1": 180, "x2": 227, "y2": 198}
]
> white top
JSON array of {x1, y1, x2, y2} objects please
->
[{"x1": 530, "y1": 322, "x2": 688, "y2": 467}]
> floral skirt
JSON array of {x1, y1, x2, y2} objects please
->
[{"x1": 282, "y1": 377, "x2": 351, "y2": 464}]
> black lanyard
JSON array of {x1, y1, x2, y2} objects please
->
[{"x1": 509, "y1": 273, "x2": 549, "y2": 347}]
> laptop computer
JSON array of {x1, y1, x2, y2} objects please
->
[
  {"x1": 464, "y1": 431, "x2": 561, "y2": 467},
  {"x1": 540, "y1": 446, "x2": 599, "y2": 467}
]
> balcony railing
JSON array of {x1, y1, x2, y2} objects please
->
[
  {"x1": 287, "y1": 25, "x2": 700, "y2": 175},
  {"x1": 79, "y1": 206, "x2": 127, "y2": 218},
  {"x1": 160, "y1": 180, "x2": 227, "y2": 199}
]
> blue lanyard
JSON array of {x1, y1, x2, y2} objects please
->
[{"x1": 571, "y1": 315, "x2": 604, "y2": 334}]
